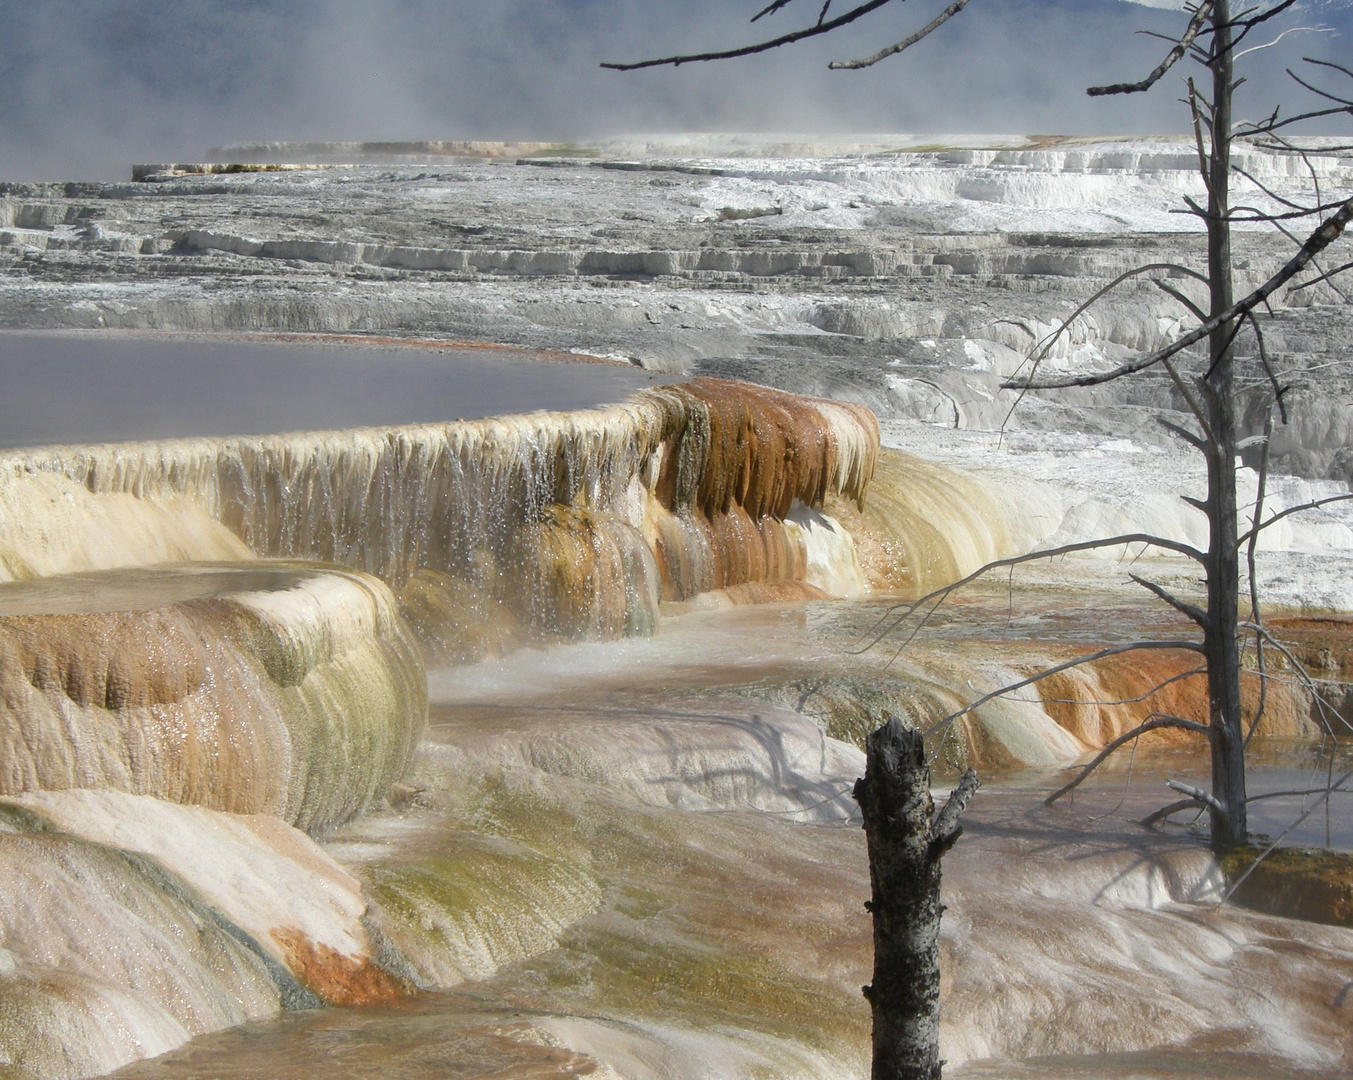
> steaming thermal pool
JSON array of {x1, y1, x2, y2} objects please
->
[{"x1": 0, "y1": 331, "x2": 671, "y2": 448}]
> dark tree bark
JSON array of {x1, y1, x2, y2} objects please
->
[
  {"x1": 853, "y1": 715, "x2": 978, "y2": 1080},
  {"x1": 1202, "y1": 0, "x2": 1249, "y2": 852}
]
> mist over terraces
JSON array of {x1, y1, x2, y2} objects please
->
[{"x1": 4, "y1": 135, "x2": 1352, "y2": 484}]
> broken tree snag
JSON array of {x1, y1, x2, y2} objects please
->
[{"x1": 853, "y1": 714, "x2": 979, "y2": 1080}]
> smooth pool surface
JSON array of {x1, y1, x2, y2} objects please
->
[{"x1": 0, "y1": 331, "x2": 671, "y2": 448}]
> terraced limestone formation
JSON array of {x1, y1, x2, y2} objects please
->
[
  {"x1": 3, "y1": 134, "x2": 1350, "y2": 477},
  {"x1": 1, "y1": 134, "x2": 1352, "y2": 1080}
]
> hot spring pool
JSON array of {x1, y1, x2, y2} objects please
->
[{"x1": 0, "y1": 330, "x2": 671, "y2": 448}]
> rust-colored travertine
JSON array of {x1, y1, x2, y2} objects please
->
[
  {"x1": 1037, "y1": 646, "x2": 1317, "y2": 749},
  {"x1": 270, "y1": 927, "x2": 405, "y2": 1006},
  {"x1": 0, "y1": 380, "x2": 880, "y2": 645}
]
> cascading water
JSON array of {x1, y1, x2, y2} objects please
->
[
  {"x1": 0, "y1": 565, "x2": 426, "y2": 833},
  {"x1": 1, "y1": 368, "x2": 1351, "y2": 1080},
  {"x1": 1, "y1": 379, "x2": 878, "y2": 649}
]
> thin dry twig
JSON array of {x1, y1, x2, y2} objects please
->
[
  {"x1": 1292, "y1": 259, "x2": 1353, "y2": 291},
  {"x1": 1088, "y1": 1, "x2": 1214, "y2": 97},
  {"x1": 999, "y1": 262, "x2": 1210, "y2": 424},
  {"x1": 1004, "y1": 198, "x2": 1353, "y2": 390},
  {"x1": 1221, "y1": 766, "x2": 1353, "y2": 905},
  {"x1": 602, "y1": 0, "x2": 894, "y2": 70},
  {"x1": 1238, "y1": 492, "x2": 1353, "y2": 546},
  {"x1": 830, "y1": 0, "x2": 973, "y2": 69},
  {"x1": 851, "y1": 532, "x2": 1208, "y2": 656},
  {"x1": 1046, "y1": 713, "x2": 1212, "y2": 805},
  {"x1": 922, "y1": 641, "x2": 1207, "y2": 740},
  {"x1": 1166, "y1": 778, "x2": 1227, "y2": 814}
]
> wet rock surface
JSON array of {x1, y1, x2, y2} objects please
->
[{"x1": 1223, "y1": 846, "x2": 1353, "y2": 929}]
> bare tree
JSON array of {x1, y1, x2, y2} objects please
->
[
  {"x1": 611, "y1": 7, "x2": 1351, "y2": 1079},
  {"x1": 608, "y1": 0, "x2": 1353, "y2": 853},
  {"x1": 855, "y1": 718, "x2": 978, "y2": 1080}
]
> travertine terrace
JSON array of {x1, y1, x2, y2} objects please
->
[{"x1": 2, "y1": 135, "x2": 1353, "y2": 1080}]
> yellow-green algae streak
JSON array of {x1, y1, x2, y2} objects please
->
[{"x1": 325, "y1": 757, "x2": 871, "y2": 1075}]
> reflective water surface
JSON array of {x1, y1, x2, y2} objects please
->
[{"x1": 0, "y1": 331, "x2": 671, "y2": 447}]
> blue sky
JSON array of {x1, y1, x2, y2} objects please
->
[{"x1": 0, "y1": 0, "x2": 1347, "y2": 180}]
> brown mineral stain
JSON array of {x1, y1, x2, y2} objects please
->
[
  {"x1": 1268, "y1": 615, "x2": 1353, "y2": 675},
  {"x1": 1038, "y1": 645, "x2": 1316, "y2": 749},
  {"x1": 270, "y1": 926, "x2": 405, "y2": 1006}
]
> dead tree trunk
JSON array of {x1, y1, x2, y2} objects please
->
[
  {"x1": 853, "y1": 715, "x2": 979, "y2": 1080},
  {"x1": 1202, "y1": 0, "x2": 1248, "y2": 852}
]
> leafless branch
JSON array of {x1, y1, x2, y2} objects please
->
[
  {"x1": 1224, "y1": 198, "x2": 1351, "y2": 223},
  {"x1": 1187, "y1": 78, "x2": 1212, "y2": 195},
  {"x1": 1088, "y1": 1, "x2": 1214, "y2": 97},
  {"x1": 1214, "y1": 0, "x2": 1301, "y2": 53},
  {"x1": 1239, "y1": 103, "x2": 1353, "y2": 136},
  {"x1": 1166, "y1": 778, "x2": 1226, "y2": 813},
  {"x1": 1279, "y1": 194, "x2": 1353, "y2": 304},
  {"x1": 1154, "y1": 278, "x2": 1208, "y2": 322},
  {"x1": 923, "y1": 642, "x2": 1207, "y2": 740},
  {"x1": 851, "y1": 532, "x2": 1208, "y2": 656},
  {"x1": 1246, "y1": 786, "x2": 1353, "y2": 803},
  {"x1": 1240, "y1": 622, "x2": 1353, "y2": 738},
  {"x1": 1157, "y1": 415, "x2": 1208, "y2": 450},
  {"x1": 1046, "y1": 713, "x2": 1212, "y2": 805},
  {"x1": 1265, "y1": 130, "x2": 1326, "y2": 224},
  {"x1": 752, "y1": 0, "x2": 799, "y2": 21},
  {"x1": 830, "y1": 0, "x2": 973, "y2": 69},
  {"x1": 1204, "y1": 302, "x2": 1251, "y2": 380},
  {"x1": 1141, "y1": 797, "x2": 1206, "y2": 829},
  {"x1": 1003, "y1": 262, "x2": 1209, "y2": 401},
  {"x1": 1230, "y1": 162, "x2": 1320, "y2": 214},
  {"x1": 1237, "y1": 492, "x2": 1353, "y2": 546},
  {"x1": 1129, "y1": 573, "x2": 1210, "y2": 626},
  {"x1": 1233, "y1": 25, "x2": 1332, "y2": 62},
  {"x1": 1304, "y1": 56, "x2": 1353, "y2": 82},
  {"x1": 1257, "y1": 140, "x2": 1353, "y2": 153},
  {"x1": 1245, "y1": 312, "x2": 1288, "y2": 424},
  {"x1": 1163, "y1": 357, "x2": 1214, "y2": 438},
  {"x1": 1034, "y1": 665, "x2": 1206, "y2": 708},
  {"x1": 1251, "y1": 197, "x2": 1353, "y2": 304},
  {"x1": 602, "y1": 0, "x2": 895, "y2": 70},
  {"x1": 1243, "y1": 402, "x2": 1275, "y2": 749},
  {"x1": 1287, "y1": 61, "x2": 1353, "y2": 107},
  {"x1": 1004, "y1": 197, "x2": 1353, "y2": 390},
  {"x1": 1222, "y1": 765, "x2": 1353, "y2": 905},
  {"x1": 1291, "y1": 259, "x2": 1353, "y2": 291},
  {"x1": 931, "y1": 769, "x2": 981, "y2": 851}
]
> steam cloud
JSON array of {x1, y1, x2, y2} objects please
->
[{"x1": 0, "y1": 0, "x2": 1347, "y2": 180}]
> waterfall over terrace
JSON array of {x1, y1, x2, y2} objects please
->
[{"x1": 2, "y1": 131, "x2": 1352, "y2": 1080}]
